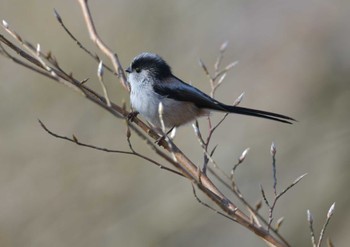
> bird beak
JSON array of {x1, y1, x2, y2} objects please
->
[{"x1": 125, "y1": 67, "x2": 131, "y2": 73}]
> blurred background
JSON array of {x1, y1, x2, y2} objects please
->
[{"x1": 0, "y1": 0, "x2": 349, "y2": 246}]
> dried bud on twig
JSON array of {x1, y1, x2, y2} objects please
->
[
  {"x1": 97, "y1": 60, "x2": 104, "y2": 78},
  {"x1": 36, "y1": 43, "x2": 41, "y2": 56},
  {"x1": 327, "y1": 202, "x2": 335, "y2": 218},
  {"x1": 238, "y1": 148, "x2": 250, "y2": 163},
  {"x1": 255, "y1": 200, "x2": 262, "y2": 211},
  {"x1": 275, "y1": 217, "x2": 284, "y2": 231},
  {"x1": 307, "y1": 209, "x2": 313, "y2": 224},
  {"x1": 220, "y1": 41, "x2": 229, "y2": 53},
  {"x1": 198, "y1": 59, "x2": 210, "y2": 76},
  {"x1": 2, "y1": 20, "x2": 9, "y2": 28},
  {"x1": 72, "y1": 134, "x2": 78, "y2": 143},
  {"x1": 217, "y1": 73, "x2": 226, "y2": 85},
  {"x1": 79, "y1": 78, "x2": 89, "y2": 85},
  {"x1": 270, "y1": 142, "x2": 277, "y2": 156},
  {"x1": 224, "y1": 60, "x2": 239, "y2": 71},
  {"x1": 233, "y1": 92, "x2": 244, "y2": 106},
  {"x1": 327, "y1": 238, "x2": 334, "y2": 247}
]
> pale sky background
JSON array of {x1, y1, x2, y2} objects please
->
[{"x1": 0, "y1": 0, "x2": 349, "y2": 246}]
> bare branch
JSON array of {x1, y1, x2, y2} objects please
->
[
  {"x1": 77, "y1": 0, "x2": 129, "y2": 90},
  {"x1": 0, "y1": 7, "x2": 299, "y2": 246}
]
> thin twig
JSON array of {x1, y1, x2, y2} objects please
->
[
  {"x1": 271, "y1": 142, "x2": 278, "y2": 195},
  {"x1": 261, "y1": 172, "x2": 307, "y2": 231},
  {"x1": 77, "y1": 0, "x2": 129, "y2": 91},
  {"x1": 97, "y1": 60, "x2": 111, "y2": 107},
  {"x1": 191, "y1": 183, "x2": 236, "y2": 222},
  {"x1": 317, "y1": 203, "x2": 336, "y2": 247},
  {"x1": 53, "y1": 9, "x2": 115, "y2": 75},
  {"x1": 307, "y1": 210, "x2": 316, "y2": 247},
  {"x1": 39, "y1": 119, "x2": 184, "y2": 177}
]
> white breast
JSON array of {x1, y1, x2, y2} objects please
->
[
  {"x1": 130, "y1": 85, "x2": 207, "y2": 129},
  {"x1": 129, "y1": 72, "x2": 209, "y2": 130}
]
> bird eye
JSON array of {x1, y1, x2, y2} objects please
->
[{"x1": 135, "y1": 67, "x2": 141, "y2": 73}]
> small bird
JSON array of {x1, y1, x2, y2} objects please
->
[{"x1": 125, "y1": 52, "x2": 295, "y2": 131}]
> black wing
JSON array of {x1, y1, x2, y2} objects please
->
[
  {"x1": 153, "y1": 77, "x2": 296, "y2": 124},
  {"x1": 153, "y1": 76, "x2": 228, "y2": 110}
]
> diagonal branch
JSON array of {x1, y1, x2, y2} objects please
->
[
  {"x1": 74, "y1": 4, "x2": 289, "y2": 245},
  {"x1": 0, "y1": 3, "x2": 292, "y2": 245}
]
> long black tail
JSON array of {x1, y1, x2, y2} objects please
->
[{"x1": 223, "y1": 105, "x2": 296, "y2": 124}]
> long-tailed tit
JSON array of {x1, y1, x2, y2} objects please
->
[{"x1": 125, "y1": 52, "x2": 295, "y2": 130}]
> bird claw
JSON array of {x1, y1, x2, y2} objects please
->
[
  {"x1": 154, "y1": 126, "x2": 175, "y2": 145},
  {"x1": 154, "y1": 135, "x2": 165, "y2": 145},
  {"x1": 127, "y1": 111, "x2": 139, "y2": 122}
]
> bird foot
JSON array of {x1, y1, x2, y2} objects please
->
[
  {"x1": 127, "y1": 111, "x2": 139, "y2": 122},
  {"x1": 154, "y1": 126, "x2": 175, "y2": 145}
]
